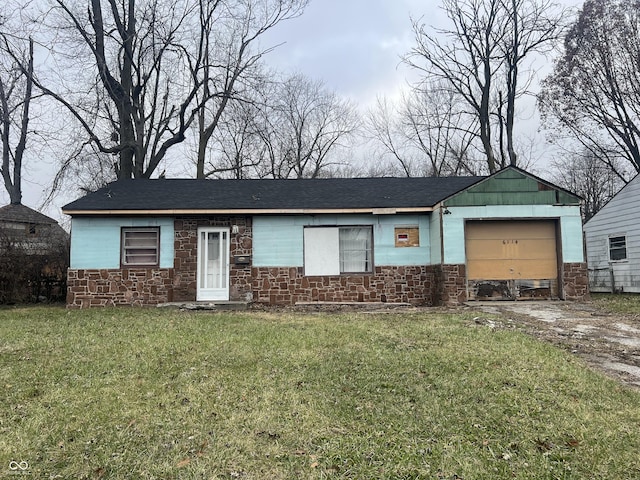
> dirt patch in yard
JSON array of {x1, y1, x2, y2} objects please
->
[{"x1": 472, "y1": 301, "x2": 640, "y2": 389}]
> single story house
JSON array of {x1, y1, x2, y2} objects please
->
[
  {"x1": 584, "y1": 173, "x2": 640, "y2": 292},
  {"x1": 62, "y1": 166, "x2": 588, "y2": 308}
]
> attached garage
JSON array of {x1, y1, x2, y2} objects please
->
[
  {"x1": 465, "y1": 220, "x2": 559, "y2": 299},
  {"x1": 438, "y1": 167, "x2": 585, "y2": 302}
]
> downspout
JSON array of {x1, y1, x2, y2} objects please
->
[
  {"x1": 438, "y1": 203, "x2": 446, "y2": 305},
  {"x1": 439, "y1": 203, "x2": 445, "y2": 265}
]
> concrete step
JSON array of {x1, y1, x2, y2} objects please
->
[{"x1": 157, "y1": 301, "x2": 249, "y2": 311}]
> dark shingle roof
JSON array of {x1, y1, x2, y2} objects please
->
[
  {"x1": 62, "y1": 176, "x2": 485, "y2": 213},
  {"x1": 0, "y1": 203, "x2": 58, "y2": 225}
]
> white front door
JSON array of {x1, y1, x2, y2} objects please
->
[{"x1": 197, "y1": 227, "x2": 230, "y2": 301}]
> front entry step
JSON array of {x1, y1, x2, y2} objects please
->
[{"x1": 157, "y1": 301, "x2": 249, "y2": 311}]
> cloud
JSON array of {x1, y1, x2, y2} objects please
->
[{"x1": 261, "y1": 0, "x2": 424, "y2": 98}]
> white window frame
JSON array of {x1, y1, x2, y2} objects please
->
[
  {"x1": 304, "y1": 226, "x2": 373, "y2": 275},
  {"x1": 121, "y1": 227, "x2": 160, "y2": 267},
  {"x1": 609, "y1": 235, "x2": 627, "y2": 261}
]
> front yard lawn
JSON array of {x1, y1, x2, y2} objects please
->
[{"x1": 1, "y1": 306, "x2": 639, "y2": 479}]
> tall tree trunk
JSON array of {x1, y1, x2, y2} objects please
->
[
  {"x1": 506, "y1": 0, "x2": 518, "y2": 166},
  {"x1": 0, "y1": 38, "x2": 33, "y2": 204}
]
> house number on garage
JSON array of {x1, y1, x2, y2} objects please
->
[{"x1": 502, "y1": 239, "x2": 519, "y2": 244}]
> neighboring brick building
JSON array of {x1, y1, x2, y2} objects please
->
[{"x1": 63, "y1": 166, "x2": 588, "y2": 308}]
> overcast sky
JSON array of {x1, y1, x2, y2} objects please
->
[
  {"x1": 261, "y1": 0, "x2": 438, "y2": 106},
  {"x1": 262, "y1": 0, "x2": 579, "y2": 104},
  {"x1": 9, "y1": 0, "x2": 581, "y2": 219}
]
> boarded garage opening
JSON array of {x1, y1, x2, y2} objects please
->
[{"x1": 465, "y1": 220, "x2": 558, "y2": 300}]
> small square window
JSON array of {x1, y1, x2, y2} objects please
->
[
  {"x1": 609, "y1": 236, "x2": 627, "y2": 261},
  {"x1": 395, "y1": 226, "x2": 419, "y2": 247},
  {"x1": 121, "y1": 228, "x2": 160, "y2": 266}
]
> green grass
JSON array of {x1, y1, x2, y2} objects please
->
[
  {"x1": 1, "y1": 306, "x2": 640, "y2": 479},
  {"x1": 592, "y1": 292, "x2": 640, "y2": 315}
]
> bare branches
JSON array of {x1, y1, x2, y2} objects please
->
[
  {"x1": 365, "y1": 83, "x2": 480, "y2": 177},
  {"x1": 259, "y1": 74, "x2": 360, "y2": 179},
  {"x1": 18, "y1": 0, "x2": 307, "y2": 191},
  {"x1": 201, "y1": 73, "x2": 360, "y2": 179},
  {"x1": 539, "y1": 0, "x2": 640, "y2": 177},
  {"x1": 194, "y1": 0, "x2": 308, "y2": 178},
  {"x1": 405, "y1": 0, "x2": 565, "y2": 173},
  {"x1": 550, "y1": 149, "x2": 624, "y2": 221},
  {"x1": 0, "y1": 34, "x2": 34, "y2": 204}
]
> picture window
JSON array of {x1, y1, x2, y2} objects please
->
[{"x1": 303, "y1": 226, "x2": 373, "y2": 275}]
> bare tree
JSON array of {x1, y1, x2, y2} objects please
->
[
  {"x1": 406, "y1": 0, "x2": 507, "y2": 173},
  {"x1": 539, "y1": 0, "x2": 640, "y2": 179},
  {"x1": 365, "y1": 96, "x2": 416, "y2": 176},
  {"x1": 13, "y1": 0, "x2": 305, "y2": 190},
  {"x1": 401, "y1": 85, "x2": 480, "y2": 175},
  {"x1": 405, "y1": 0, "x2": 565, "y2": 173},
  {"x1": 255, "y1": 74, "x2": 360, "y2": 179},
  {"x1": 0, "y1": 28, "x2": 33, "y2": 205},
  {"x1": 202, "y1": 96, "x2": 266, "y2": 179},
  {"x1": 500, "y1": 0, "x2": 565, "y2": 166},
  {"x1": 365, "y1": 85, "x2": 479, "y2": 177},
  {"x1": 551, "y1": 150, "x2": 624, "y2": 222},
  {"x1": 193, "y1": 0, "x2": 307, "y2": 179}
]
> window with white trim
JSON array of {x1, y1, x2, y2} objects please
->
[
  {"x1": 609, "y1": 235, "x2": 627, "y2": 261},
  {"x1": 339, "y1": 227, "x2": 372, "y2": 273},
  {"x1": 304, "y1": 226, "x2": 373, "y2": 275},
  {"x1": 121, "y1": 228, "x2": 160, "y2": 266}
]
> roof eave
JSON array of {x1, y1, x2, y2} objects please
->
[{"x1": 62, "y1": 206, "x2": 436, "y2": 216}]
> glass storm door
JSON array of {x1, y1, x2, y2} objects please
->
[{"x1": 197, "y1": 227, "x2": 230, "y2": 301}]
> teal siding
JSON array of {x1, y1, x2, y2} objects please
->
[
  {"x1": 70, "y1": 217, "x2": 174, "y2": 269},
  {"x1": 560, "y1": 215, "x2": 584, "y2": 263},
  {"x1": 253, "y1": 217, "x2": 304, "y2": 266},
  {"x1": 441, "y1": 205, "x2": 584, "y2": 264},
  {"x1": 253, "y1": 214, "x2": 431, "y2": 267},
  {"x1": 373, "y1": 216, "x2": 430, "y2": 266}
]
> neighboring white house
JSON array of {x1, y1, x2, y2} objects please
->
[{"x1": 584, "y1": 174, "x2": 640, "y2": 292}]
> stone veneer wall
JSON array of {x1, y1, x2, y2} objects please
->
[
  {"x1": 436, "y1": 264, "x2": 468, "y2": 305},
  {"x1": 561, "y1": 262, "x2": 590, "y2": 301},
  {"x1": 67, "y1": 268, "x2": 173, "y2": 308},
  {"x1": 252, "y1": 266, "x2": 436, "y2": 305}
]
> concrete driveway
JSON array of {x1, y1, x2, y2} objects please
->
[{"x1": 473, "y1": 301, "x2": 640, "y2": 389}]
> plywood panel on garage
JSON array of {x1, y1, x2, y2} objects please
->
[{"x1": 466, "y1": 220, "x2": 557, "y2": 280}]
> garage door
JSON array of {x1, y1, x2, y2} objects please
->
[{"x1": 465, "y1": 220, "x2": 558, "y2": 299}]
